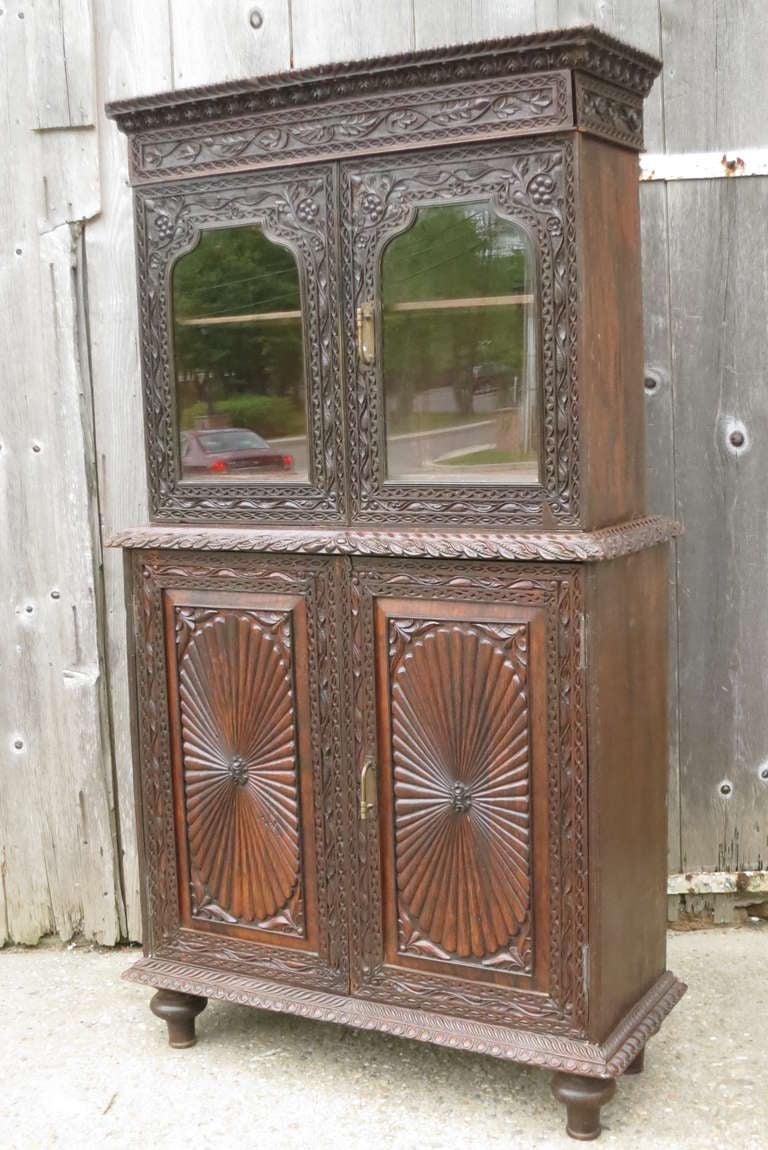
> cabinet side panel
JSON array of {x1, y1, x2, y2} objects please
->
[
  {"x1": 577, "y1": 135, "x2": 645, "y2": 529},
  {"x1": 586, "y1": 547, "x2": 669, "y2": 1041}
]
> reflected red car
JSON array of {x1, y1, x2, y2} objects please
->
[{"x1": 180, "y1": 428, "x2": 294, "y2": 476}]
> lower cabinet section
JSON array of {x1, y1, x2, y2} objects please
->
[
  {"x1": 131, "y1": 550, "x2": 585, "y2": 1027},
  {"x1": 126, "y1": 546, "x2": 685, "y2": 1138}
]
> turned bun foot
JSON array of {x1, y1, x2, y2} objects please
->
[
  {"x1": 551, "y1": 1072, "x2": 617, "y2": 1141},
  {"x1": 624, "y1": 1047, "x2": 645, "y2": 1075},
  {"x1": 150, "y1": 988, "x2": 208, "y2": 1048}
]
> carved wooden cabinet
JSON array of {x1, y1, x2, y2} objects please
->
[{"x1": 109, "y1": 28, "x2": 685, "y2": 1140}]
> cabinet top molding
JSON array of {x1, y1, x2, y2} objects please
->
[{"x1": 106, "y1": 26, "x2": 660, "y2": 182}]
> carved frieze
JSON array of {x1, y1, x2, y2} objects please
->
[
  {"x1": 574, "y1": 72, "x2": 645, "y2": 150},
  {"x1": 130, "y1": 73, "x2": 572, "y2": 183}
]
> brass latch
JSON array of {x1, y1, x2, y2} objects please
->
[
  {"x1": 359, "y1": 757, "x2": 377, "y2": 821},
  {"x1": 356, "y1": 301, "x2": 375, "y2": 366}
]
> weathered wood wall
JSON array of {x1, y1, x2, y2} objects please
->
[{"x1": 1, "y1": 0, "x2": 766, "y2": 944}]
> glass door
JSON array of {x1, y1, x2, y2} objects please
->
[
  {"x1": 135, "y1": 164, "x2": 345, "y2": 523},
  {"x1": 342, "y1": 141, "x2": 574, "y2": 528}
]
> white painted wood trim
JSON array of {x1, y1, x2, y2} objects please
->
[
  {"x1": 640, "y1": 149, "x2": 768, "y2": 182},
  {"x1": 668, "y1": 871, "x2": 768, "y2": 896}
]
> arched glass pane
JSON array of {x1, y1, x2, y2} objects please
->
[
  {"x1": 381, "y1": 203, "x2": 539, "y2": 485},
  {"x1": 172, "y1": 225, "x2": 308, "y2": 483}
]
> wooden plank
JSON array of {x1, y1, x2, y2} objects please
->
[
  {"x1": 639, "y1": 180, "x2": 680, "y2": 870},
  {"x1": 0, "y1": 7, "x2": 121, "y2": 944},
  {"x1": 169, "y1": 0, "x2": 290, "y2": 87},
  {"x1": 661, "y1": 0, "x2": 768, "y2": 152},
  {"x1": 85, "y1": 1, "x2": 175, "y2": 942},
  {"x1": 667, "y1": 176, "x2": 768, "y2": 872},
  {"x1": 290, "y1": 0, "x2": 414, "y2": 68},
  {"x1": 27, "y1": 0, "x2": 96, "y2": 128},
  {"x1": 413, "y1": 1, "x2": 538, "y2": 47}
]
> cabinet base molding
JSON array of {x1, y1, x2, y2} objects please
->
[{"x1": 127, "y1": 958, "x2": 684, "y2": 1079}]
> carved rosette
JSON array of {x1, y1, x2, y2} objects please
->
[
  {"x1": 176, "y1": 607, "x2": 304, "y2": 934},
  {"x1": 390, "y1": 620, "x2": 533, "y2": 971}
]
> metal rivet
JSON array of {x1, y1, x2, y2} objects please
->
[
  {"x1": 13, "y1": 739, "x2": 24, "y2": 750},
  {"x1": 729, "y1": 429, "x2": 745, "y2": 448},
  {"x1": 17, "y1": 9, "x2": 24, "y2": 17},
  {"x1": 32, "y1": 443, "x2": 41, "y2": 452},
  {"x1": 51, "y1": 589, "x2": 60, "y2": 600},
  {"x1": 644, "y1": 374, "x2": 658, "y2": 392},
  {"x1": 760, "y1": 766, "x2": 768, "y2": 781},
  {"x1": 25, "y1": 604, "x2": 34, "y2": 614},
  {"x1": 248, "y1": 7, "x2": 263, "y2": 29},
  {"x1": 719, "y1": 781, "x2": 733, "y2": 797}
]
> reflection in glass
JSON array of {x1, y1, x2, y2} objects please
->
[
  {"x1": 381, "y1": 203, "x2": 539, "y2": 485},
  {"x1": 173, "y1": 225, "x2": 307, "y2": 483}
]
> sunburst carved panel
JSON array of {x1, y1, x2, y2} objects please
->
[
  {"x1": 388, "y1": 618, "x2": 533, "y2": 972},
  {"x1": 175, "y1": 606, "x2": 304, "y2": 935}
]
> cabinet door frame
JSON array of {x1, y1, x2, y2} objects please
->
[
  {"x1": 130, "y1": 549, "x2": 350, "y2": 994},
  {"x1": 134, "y1": 164, "x2": 345, "y2": 524},
  {"x1": 348, "y1": 558, "x2": 588, "y2": 1036},
  {"x1": 340, "y1": 138, "x2": 579, "y2": 530}
]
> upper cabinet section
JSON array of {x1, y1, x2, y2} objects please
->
[{"x1": 109, "y1": 28, "x2": 660, "y2": 529}]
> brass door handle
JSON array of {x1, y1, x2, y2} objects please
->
[
  {"x1": 356, "y1": 301, "x2": 375, "y2": 366},
  {"x1": 360, "y1": 757, "x2": 377, "y2": 821}
]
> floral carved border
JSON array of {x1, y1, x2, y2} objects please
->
[
  {"x1": 574, "y1": 72, "x2": 645, "y2": 150},
  {"x1": 131, "y1": 550, "x2": 349, "y2": 992},
  {"x1": 130, "y1": 73, "x2": 572, "y2": 184},
  {"x1": 341, "y1": 139, "x2": 579, "y2": 527},
  {"x1": 134, "y1": 165, "x2": 345, "y2": 523}
]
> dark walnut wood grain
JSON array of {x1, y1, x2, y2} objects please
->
[
  {"x1": 171, "y1": 600, "x2": 305, "y2": 936},
  {"x1": 112, "y1": 27, "x2": 683, "y2": 1143},
  {"x1": 389, "y1": 617, "x2": 532, "y2": 971}
]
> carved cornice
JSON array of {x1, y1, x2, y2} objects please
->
[
  {"x1": 123, "y1": 957, "x2": 685, "y2": 1077},
  {"x1": 574, "y1": 72, "x2": 645, "y2": 150},
  {"x1": 106, "y1": 28, "x2": 660, "y2": 182},
  {"x1": 109, "y1": 516, "x2": 681, "y2": 564}
]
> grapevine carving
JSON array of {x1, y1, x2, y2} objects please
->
[
  {"x1": 342, "y1": 139, "x2": 580, "y2": 527},
  {"x1": 132, "y1": 74, "x2": 571, "y2": 183},
  {"x1": 574, "y1": 74, "x2": 645, "y2": 150}
]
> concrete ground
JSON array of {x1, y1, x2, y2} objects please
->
[{"x1": 3, "y1": 926, "x2": 766, "y2": 1149}]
